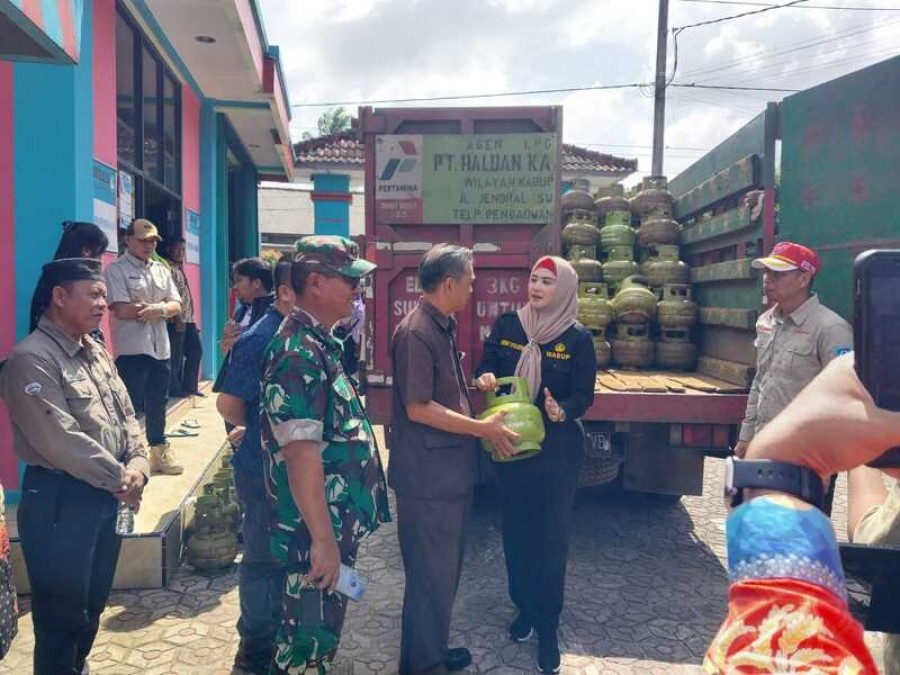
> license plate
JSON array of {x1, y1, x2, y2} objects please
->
[{"x1": 585, "y1": 431, "x2": 612, "y2": 458}]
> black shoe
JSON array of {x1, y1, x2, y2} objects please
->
[
  {"x1": 184, "y1": 390, "x2": 207, "y2": 398},
  {"x1": 234, "y1": 641, "x2": 271, "y2": 675},
  {"x1": 444, "y1": 646, "x2": 472, "y2": 672},
  {"x1": 537, "y1": 633, "x2": 561, "y2": 674},
  {"x1": 509, "y1": 613, "x2": 535, "y2": 642}
]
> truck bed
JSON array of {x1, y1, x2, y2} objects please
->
[{"x1": 585, "y1": 369, "x2": 749, "y2": 425}]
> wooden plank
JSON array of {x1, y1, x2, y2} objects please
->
[
  {"x1": 691, "y1": 258, "x2": 755, "y2": 284},
  {"x1": 674, "y1": 154, "x2": 760, "y2": 219},
  {"x1": 653, "y1": 376, "x2": 686, "y2": 393},
  {"x1": 598, "y1": 371, "x2": 629, "y2": 391},
  {"x1": 649, "y1": 375, "x2": 684, "y2": 392},
  {"x1": 698, "y1": 356, "x2": 755, "y2": 389},
  {"x1": 681, "y1": 205, "x2": 755, "y2": 245},
  {"x1": 664, "y1": 373, "x2": 718, "y2": 393},
  {"x1": 699, "y1": 307, "x2": 757, "y2": 329},
  {"x1": 610, "y1": 371, "x2": 651, "y2": 392}
]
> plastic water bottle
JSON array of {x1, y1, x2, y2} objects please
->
[{"x1": 115, "y1": 502, "x2": 134, "y2": 535}]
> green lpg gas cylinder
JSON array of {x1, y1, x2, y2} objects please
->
[
  {"x1": 612, "y1": 276, "x2": 658, "y2": 324},
  {"x1": 576, "y1": 282, "x2": 615, "y2": 331},
  {"x1": 478, "y1": 376, "x2": 545, "y2": 462}
]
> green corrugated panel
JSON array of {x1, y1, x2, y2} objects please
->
[
  {"x1": 699, "y1": 307, "x2": 758, "y2": 329},
  {"x1": 682, "y1": 205, "x2": 754, "y2": 245},
  {"x1": 780, "y1": 55, "x2": 900, "y2": 322},
  {"x1": 675, "y1": 155, "x2": 760, "y2": 220},
  {"x1": 692, "y1": 283, "x2": 760, "y2": 311},
  {"x1": 691, "y1": 258, "x2": 755, "y2": 284}
]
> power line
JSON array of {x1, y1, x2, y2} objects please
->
[
  {"x1": 290, "y1": 82, "x2": 798, "y2": 108},
  {"x1": 289, "y1": 83, "x2": 646, "y2": 108},
  {"x1": 670, "y1": 82, "x2": 801, "y2": 91},
  {"x1": 672, "y1": 0, "x2": 810, "y2": 31},
  {"x1": 679, "y1": 15, "x2": 900, "y2": 79},
  {"x1": 680, "y1": 0, "x2": 900, "y2": 10}
]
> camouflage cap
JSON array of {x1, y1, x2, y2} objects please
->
[{"x1": 294, "y1": 235, "x2": 376, "y2": 278}]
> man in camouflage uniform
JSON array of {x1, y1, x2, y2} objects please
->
[{"x1": 260, "y1": 236, "x2": 390, "y2": 674}]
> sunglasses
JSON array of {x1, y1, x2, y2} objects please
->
[{"x1": 320, "y1": 271, "x2": 360, "y2": 290}]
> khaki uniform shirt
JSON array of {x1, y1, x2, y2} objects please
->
[
  {"x1": 105, "y1": 252, "x2": 181, "y2": 360},
  {"x1": 853, "y1": 479, "x2": 900, "y2": 675},
  {"x1": 740, "y1": 294, "x2": 853, "y2": 442},
  {"x1": 0, "y1": 317, "x2": 150, "y2": 492}
]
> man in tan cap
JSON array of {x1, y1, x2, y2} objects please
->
[
  {"x1": 735, "y1": 241, "x2": 852, "y2": 460},
  {"x1": 105, "y1": 218, "x2": 183, "y2": 474}
]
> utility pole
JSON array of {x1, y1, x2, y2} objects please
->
[{"x1": 651, "y1": 0, "x2": 669, "y2": 177}]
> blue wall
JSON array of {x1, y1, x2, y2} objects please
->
[
  {"x1": 312, "y1": 173, "x2": 350, "y2": 236},
  {"x1": 12, "y1": 0, "x2": 94, "y2": 340}
]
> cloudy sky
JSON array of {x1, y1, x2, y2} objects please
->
[{"x1": 257, "y1": 0, "x2": 900, "y2": 182}]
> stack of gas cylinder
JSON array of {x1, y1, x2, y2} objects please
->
[
  {"x1": 561, "y1": 176, "x2": 699, "y2": 371},
  {"x1": 186, "y1": 447, "x2": 240, "y2": 571},
  {"x1": 561, "y1": 180, "x2": 611, "y2": 366}
]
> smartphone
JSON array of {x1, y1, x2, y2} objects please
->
[
  {"x1": 335, "y1": 564, "x2": 366, "y2": 602},
  {"x1": 854, "y1": 250, "x2": 900, "y2": 467},
  {"x1": 840, "y1": 542, "x2": 900, "y2": 633}
]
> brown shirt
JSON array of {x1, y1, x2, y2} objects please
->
[
  {"x1": 389, "y1": 299, "x2": 478, "y2": 499},
  {"x1": 0, "y1": 317, "x2": 150, "y2": 492}
]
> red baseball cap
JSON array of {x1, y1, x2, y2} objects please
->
[{"x1": 752, "y1": 242, "x2": 820, "y2": 275}]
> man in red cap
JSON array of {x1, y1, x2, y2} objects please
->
[{"x1": 734, "y1": 241, "x2": 852, "y2": 459}]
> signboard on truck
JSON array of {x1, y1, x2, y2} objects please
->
[{"x1": 375, "y1": 133, "x2": 558, "y2": 224}]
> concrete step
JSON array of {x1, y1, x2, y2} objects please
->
[{"x1": 8, "y1": 386, "x2": 229, "y2": 591}]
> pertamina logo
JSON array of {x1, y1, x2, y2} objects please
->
[{"x1": 379, "y1": 140, "x2": 418, "y2": 181}]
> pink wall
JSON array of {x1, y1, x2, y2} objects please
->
[
  {"x1": 180, "y1": 88, "x2": 202, "y2": 333},
  {"x1": 0, "y1": 62, "x2": 16, "y2": 491},
  {"x1": 92, "y1": 0, "x2": 116, "y2": 165},
  {"x1": 235, "y1": 0, "x2": 264, "y2": 83},
  {"x1": 182, "y1": 86, "x2": 200, "y2": 212}
]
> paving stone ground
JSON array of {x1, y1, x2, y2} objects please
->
[{"x1": 0, "y1": 456, "x2": 886, "y2": 674}]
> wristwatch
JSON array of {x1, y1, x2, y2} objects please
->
[{"x1": 723, "y1": 456, "x2": 825, "y2": 510}]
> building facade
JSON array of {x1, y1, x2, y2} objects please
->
[{"x1": 0, "y1": 0, "x2": 294, "y2": 500}]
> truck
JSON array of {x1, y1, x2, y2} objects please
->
[
  {"x1": 358, "y1": 54, "x2": 900, "y2": 499},
  {"x1": 359, "y1": 106, "x2": 760, "y2": 496}
]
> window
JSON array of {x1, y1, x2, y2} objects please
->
[
  {"x1": 163, "y1": 75, "x2": 178, "y2": 190},
  {"x1": 116, "y1": 4, "x2": 180, "y2": 190},
  {"x1": 142, "y1": 46, "x2": 160, "y2": 180},
  {"x1": 115, "y1": 3, "x2": 182, "y2": 244},
  {"x1": 115, "y1": 13, "x2": 136, "y2": 165}
]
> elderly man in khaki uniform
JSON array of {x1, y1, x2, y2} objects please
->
[
  {"x1": 105, "y1": 218, "x2": 182, "y2": 474},
  {"x1": 735, "y1": 241, "x2": 853, "y2": 459},
  {"x1": 0, "y1": 258, "x2": 149, "y2": 675}
]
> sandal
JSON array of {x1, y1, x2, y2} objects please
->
[
  {"x1": 180, "y1": 419, "x2": 201, "y2": 429},
  {"x1": 168, "y1": 427, "x2": 200, "y2": 438}
]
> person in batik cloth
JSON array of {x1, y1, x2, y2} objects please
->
[
  {"x1": 704, "y1": 353, "x2": 900, "y2": 674},
  {"x1": 260, "y1": 236, "x2": 390, "y2": 674}
]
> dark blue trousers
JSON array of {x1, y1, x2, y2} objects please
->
[
  {"x1": 234, "y1": 468, "x2": 285, "y2": 669},
  {"x1": 17, "y1": 467, "x2": 121, "y2": 675}
]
